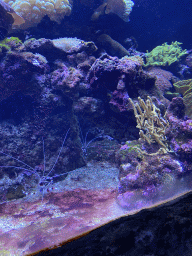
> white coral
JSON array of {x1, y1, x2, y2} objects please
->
[
  {"x1": 105, "y1": 0, "x2": 134, "y2": 22},
  {"x1": 92, "y1": 0, "x2": 134, "y2": 22},
  {"x1": 3, "y1": 0, "x2": 73, "y2": 28}
]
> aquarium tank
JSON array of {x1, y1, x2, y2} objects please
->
[{"x1": 0, "y1": 0, "x2": 192, "y2": 255}]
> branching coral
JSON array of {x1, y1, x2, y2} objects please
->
[
  {"x1": 129, "y1": 96, "x2": 170, "y2": 154},
  {"x1": 91, "y1": 0, "x2": 134, "y2": 22},
  {"x1": 3, "y1": 0, "x2": 73, "y2": 28}
]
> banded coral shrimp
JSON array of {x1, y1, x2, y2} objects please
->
[{"x1": 0, "y1": 128, "x2": 71, "y2": 202}]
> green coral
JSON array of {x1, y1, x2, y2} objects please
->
[
  {"x1": 0, "y1": 37, "x2": 22, "y2": 53},
  {"x1": 173, "y1": 79, "x2": 192, "y2": 118},
  {"x1": 144, "y1": 41, "x2": 187, "y2": 67},
  {"x1": 164, "y1": 91, "x2": 180, "y2": 101},
  {"x1": 125, "y1": 141, "x2": 141, "y2": 153}
]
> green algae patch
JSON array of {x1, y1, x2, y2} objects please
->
[
  {"x1": 145, "y1": 41, "x2": 187, "y2": 67},
  {"x1": 117, "y1": 140, "x2": 144, "y2": 162},
  {"x1": 0, "y1": 37, "x2": 22, "y2": 53},
  {"x1": 164, "y1": 91, "x2": 180, "y2": 101},
  {"x1": 0, "y1": 250, "x2": 12, "y2": 256},
  {"x1": 125, "y1": 141, "x2": 141, "y2": 153},
  {"x1": 173, "y1": 79, "x2": 192, "y2": 118}
]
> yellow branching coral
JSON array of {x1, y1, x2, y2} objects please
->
[
  {"x1": 91, "y1": 0, "x2": 134, "y2": 22},
  {"x1": 129, "y1": 96, "x2": 170, "y2": 154},
  {"x1": 3, "y1": 0, "x2": 73, "y2": 28}
]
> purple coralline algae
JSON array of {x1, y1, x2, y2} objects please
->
[
  {"x1": 0, "y1": 37, "x2": 99, "y2": 201},
  {"x1": 166, "y1": 97, "x2": 192, "y2": 168},
  {"x1": 1, "y1": 1, "x2": 192, "y2": 254},
  {"x1": 0, "y1": 51, "x2": 49, "y2": 101},
  {"x1": 147, "y1": 67, "x2": 177, "y2": 93},
  {"x1": 87, "y1": 54, "x2": 156, "y2": 113},
  {"x1": 51, "y1": 62, "x2": 83, "y2": 99},
  {"x1": 116, "y1": 139, "x2": 185, "y2": 210},
  {"x1": 0, "y1": 27, "x2": 192, "y2": 241},
  {"x1": 115, "y1": 95, "x2": 192, "y2": 210},
  {"x1": 22, "y1": 37, "x2": 97, "y2": 61}
]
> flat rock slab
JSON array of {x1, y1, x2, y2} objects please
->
[{"x1": 0, "y1": 161, "x2": 192, "y2": 255}]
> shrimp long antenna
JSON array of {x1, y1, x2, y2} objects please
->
[
  {"x1": 0, "y1": 151, "x2": 34, "y2": 171},
  {"x1": 42, "y1": 137, "x2": 46, "y2": 177},
  {"x1": 45, "y1": 128, "x2": 70, "y2": 179}
]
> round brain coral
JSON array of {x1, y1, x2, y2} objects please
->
[{"x1": 3, "y1": 0, "x2": 73, "y2": 28}]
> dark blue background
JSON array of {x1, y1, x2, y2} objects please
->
[
  {"x1": 28, "y1": 0, "x2": 192, "y2": 52},
  {"x1": 127, "y1": 0, "x2": 192, "y2": 51}
]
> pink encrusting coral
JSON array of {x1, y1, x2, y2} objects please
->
[{"x1": 147, "y1": 67, "x2": 176, "y2": 93}]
